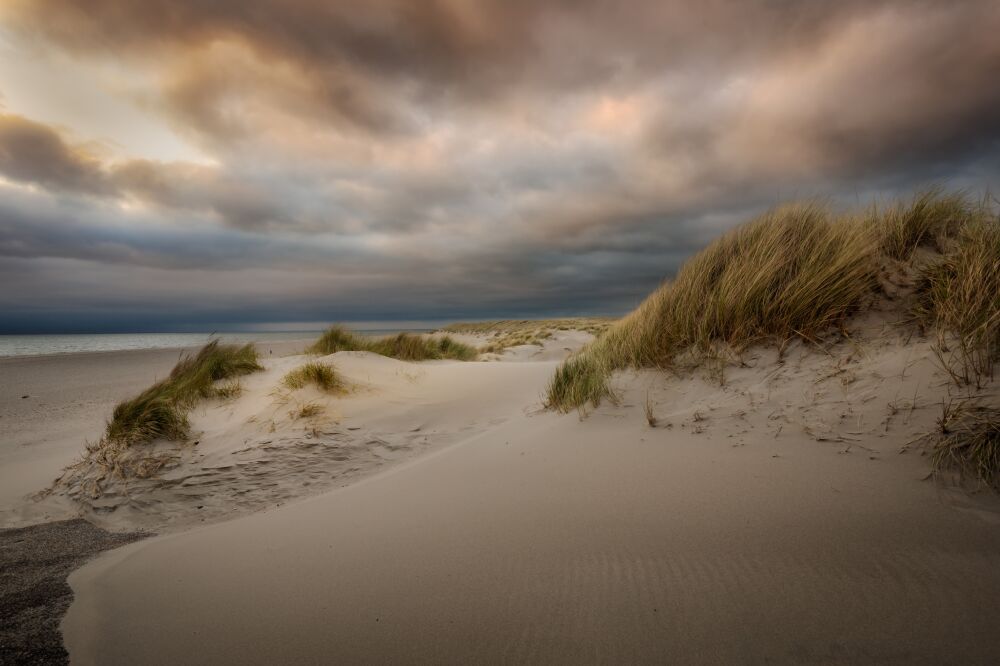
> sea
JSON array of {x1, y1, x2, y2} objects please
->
[{"x1": 0, "y1": 329, "x2": 431, "y2": 358}]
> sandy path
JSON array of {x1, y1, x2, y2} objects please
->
[{"x1": 64, "y1": 366, "x2": 1000, "y2": 664}]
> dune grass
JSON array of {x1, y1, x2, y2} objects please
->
[
  {"x1": 309, "y1": 325, "x2": 477, "y2": 361},
  {"x1": 547, "y1": 189, "x2": 995, "y2": 412},
  {"x1": 930, "y1": 402, "x2": 1000, "y2": 491},
  {"x1": 104, "y1": 341, "x2": 262, "y2": 446},
  {"x1": 914, "y1": 217, "x2": 1000, "y2": 387},
  {"x1": 82, "y1": 341, "x2": 262, "y2": 479},
  {"x1": 283, "y1": 362, "x2": 341, "y2": 392},
  {"x1": 294, "y1": 402, "x2": 324, "y2": 419},
  {"x1": 877, "y1": 188, "x2": 973, "y2": 261}
]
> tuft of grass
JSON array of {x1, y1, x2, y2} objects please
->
[
  {"x1": 105, "y1": 340, "x2": 262, "y2": 446},
  {"x1": 283, "y1": 362, "x2": 341, "y2": 392},
  {"x1": 914, "y1": 216, "x2": 1000, "y2": 387},
  {"x1": 308, "y1": 325, "x2": 369, "y2": 355},
  {"x1": 547, "y1": 189, "x2": 995, "y2": 411},
  {"x1": 309, "y1": 326, "x2": 477, "y2": 361},
  {"x1": 929, "y1": 401, "x2": 1000, "y2": 491},
  {"x1": 877, "y1": 188, "x2": 975, "y2": 261},
  {"x1": 82, "y1": 341, "x2": 262, "y2": 481},
  {"x1": 546, "y1": 354, "x2": 617, "y2": 410},
  {"x1": 294, "y1": 402, "x2": 324, "y2": 419},
  {"x1": 214, "y1": 379, "x2": 243, "y2": 400}
]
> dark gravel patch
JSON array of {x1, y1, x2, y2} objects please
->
[{"x1": 0, "y1": 519, "x2": 145, "y2": 665}]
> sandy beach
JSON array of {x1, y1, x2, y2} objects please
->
[
  {"x1": 4, "y1": 2, "x2": 1000, "y2": 662},
  {"x1": 2, "y1": 323, "x2": 999, "y2": 663}
]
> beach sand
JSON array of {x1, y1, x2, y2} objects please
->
[
  {"x1": 0, "y1": 340, "x2": 310, "y2": 524},
  {"x1": 3, "y1": 328, "x2": 1000, "y2": 663}
]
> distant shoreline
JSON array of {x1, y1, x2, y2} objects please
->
[{"x1": 0, "y1": 329, "x2": 433, "y2": 359}]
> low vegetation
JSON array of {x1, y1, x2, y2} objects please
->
[
  {"x1": 548, "y1": 189, "x2": 998, "y2": 412},
  {"x1": 283, "y1": 362, "x2": 341, "y2": 392},
  {"x1": 309, "y1": 325, "x2": 477, "y2": 361},
  {"x1": 441, "y1": 318, "x2": 614, "y2": 354},
  {"x1": 293, "y1": 402, "x2": 324, "y2": 419},
  {"x1": 915, "y1": 216, "x2": 1000, "y2": 388},
  {"x1": 88, "y1": 341, "x2": 262, "y2": 477},
  {"x1": 929, "y1": 401, "x2": 1000, "y2": 491}
]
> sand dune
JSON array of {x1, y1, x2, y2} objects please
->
[
  {"x1": 5, "y1": 332, "x2": 594, "y2": 531},
  {"x1": 58, "y1": 324, "x2": 1000, "y2": 664}
]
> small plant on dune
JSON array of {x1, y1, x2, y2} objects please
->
[
  {"x1": 308, "y1": 326, "x2": 477, "y2": 361},
  {"x1": 294, "y1": 402, "x2": 324, "y2": 419},
  {"x1": 546, "y1": 354, "x2": 617, "y2": 411},
  {"x1": 214, "y1": 379, "x2": 243, "y2": 399},
  {"x1": 927, "y1": 400, "x2": 1000, "y2": 491},
  {"x1": 546, "y1": 189, "x2": 996, "y2": 412},
  {"x1": 283, "y1": 362, "x2": 341, "y2": 392}
]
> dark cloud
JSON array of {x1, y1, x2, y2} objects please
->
[
  {"x1": 0, "y1": 114, "x2": 111, "y2": 193},
  {"x1": 0, "y1": 1, "x2": 999, "y2": 331},
  {"x1": 3, "y1": 1, "x2": 926, "y2": 140}
]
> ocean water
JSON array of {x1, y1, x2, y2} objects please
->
[{"x1": 0, "y1": 329, "x2": 430, "y2": 358}]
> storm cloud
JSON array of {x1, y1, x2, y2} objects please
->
[{"x1": 0, "y1": 1, "x2": 998, "y2": 332}]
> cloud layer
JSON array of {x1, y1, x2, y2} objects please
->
[{"x1": 1, "y1": 0, "x2": 998, "y2": 332}]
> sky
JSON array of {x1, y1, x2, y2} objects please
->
[{"x1": 0, "y1": 1, "x2": 998, "y2": 333}]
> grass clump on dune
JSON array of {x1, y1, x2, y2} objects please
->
[
  {"x1": 309, "y1": 325, "x2": 477, "y2": 361},
  {"x1": 308, "y1": 326, "x2": 369, "y2": 355},
  {"x1": 283, "y1": 362, "x2": 341, "y2": 392},
  {"x1": 929, "y1": 402, "x2": 1000, "y2": 491},
  {"x1": 877, "y1": 188, "x2": 973, "y2": 261},
  {"x1": 105, "y1": 341, "x2": 262, "y2": 445},
  {"x1": 85, "y1": 341, "x2": 262, "y2": 478},
  {"x1": 547, "y1": 189, "x2": 994, "y2": 412}
]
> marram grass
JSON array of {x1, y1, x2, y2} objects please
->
[
  {"x1": 929, "y1": 402, "x2": 1000, "y2": 491},
  {"x1": 283, "y1": 362, "x2": 341, "y2": 392},
  {"x1": 105, "y1": 340, "x2": 262, "y2": 446},
  {"x1": 84, "y1": 341, "x2": 263, "y2": 480},
  {"x1": 547, "y1": 189, "x2": 996, "y2": 412},
  {"x1": 915, "y1": 217, "x2": 1000, "y2": 387},
  {"x1": 310, "y1": 326, "x2": 477, "y2": 361}
]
